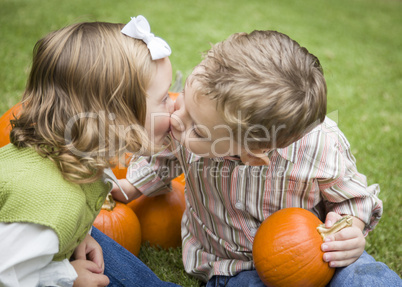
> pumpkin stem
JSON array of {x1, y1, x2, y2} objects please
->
[
  {"x1": 102, "y1": 193, "x2": 116, "y2": 211},
  {"x1": 316, "y1": 215, "x2": 353, "y2": 241}
]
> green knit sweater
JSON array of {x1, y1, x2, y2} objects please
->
[{"x1": 0, "y1": 144, "x2": 110, "y2": 261}]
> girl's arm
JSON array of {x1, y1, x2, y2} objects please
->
[{"x1": 0, "y1": 222, "x2": 77, "y2": 286}]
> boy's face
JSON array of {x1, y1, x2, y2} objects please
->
[
  {"x1": 171, "y1": 70, "x2": 236, "y2": 158},
  {"x1": 170, "y1": 67, "x2": 270, "y2": 165}
]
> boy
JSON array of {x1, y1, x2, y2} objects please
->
[{"x1": 113, "y1": 30, "x2": 401, "y2": 286}]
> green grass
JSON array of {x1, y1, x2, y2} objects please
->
[
  {"x1": 138, "y1": 243, "x2": 203, "y2": 286},
  {"x1": 1, "y1": 0, "x2": 401, "y2": 283}
]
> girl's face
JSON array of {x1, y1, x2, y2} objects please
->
[{"x1": 145, "y1": 57, "x2": 174, "y2": 148}]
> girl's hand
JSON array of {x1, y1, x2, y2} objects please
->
[
  {"x1": 111, "y1": 179, "x2": 142, "y2": 203},
  {"x1": 321, "y1": 212, "x2": 366, "y2": 268},
  {"x1": 71, "y1": 259, "x2": 109, "y2": 287},
  {"x1": 73, "y1": 234, "x2": 104, "y2": 271}
]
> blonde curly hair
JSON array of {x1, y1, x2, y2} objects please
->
[{"x1": 11, "y1": 22, "x2": 155, "y2": 183}]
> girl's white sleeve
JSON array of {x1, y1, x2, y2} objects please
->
[{"x1": 0, "y1": 222, "x2": 77, "y2": 287}]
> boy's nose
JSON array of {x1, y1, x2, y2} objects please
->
[
  {"x1": 171, "y1": 93, "x2": 185, "y2": 132},
  {"x1": 170, "y1": 112, "x2": 185, "y2": 132}
]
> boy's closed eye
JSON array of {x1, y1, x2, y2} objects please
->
[{"x1": 191, "y1": 124, "x2": 204, "y2": 138}]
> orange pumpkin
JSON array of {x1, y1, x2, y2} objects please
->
[
  {"x1": 128, "y1": 174, "x2": 186, "y2": 249},
  {"x1": 0, "y1": 102, "x2": 22, "y2": 148},
  {"x1": 93, "y1": 194, "x2": 142, "y2": 256},
  {"x1": 110, "y1": 152, "x2": 133, "y2": 179},
  {"x1": 253, "y1": 208, "x2": 335, "y2": 287},
  {"x1": 168, "y1": 91, "x2": 180, "y2": 101}
]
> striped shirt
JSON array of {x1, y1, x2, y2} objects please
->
[{"x1": 127, "y1": 117, "x2": 383, "y2": 282}]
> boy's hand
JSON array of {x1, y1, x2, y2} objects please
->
[
  {"x1": 73, "y1": 234, "x2": 104, "y2": 271},
  {"x1": 71, "y1": 259, "x2": 109, "y2": 287},
  {"x1": 111, "y1": 179, "x2": 142, "y2": 203},
  {"x1": 321, "y1": 212, "x2": 366, "y2": 268}
]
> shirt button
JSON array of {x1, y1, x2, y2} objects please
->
[
  {"x1": 235, "y1": 202, "x2": 244, "y2": 210},
  {"x1": 250, "y1": 228, "x2": 258, "y2": 237}
]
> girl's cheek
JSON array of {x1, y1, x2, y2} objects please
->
[
  {"x1": 167, "y1": 98, "x2": 175, "y2": 114},
  {"x1": 165, "y1": 116, "x2": 171, "y2": 131},
  {"x1": 160, "y1": 113, "x2": 171, "y2": 134}
]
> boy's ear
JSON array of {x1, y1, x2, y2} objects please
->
[{"x1": 240, "y1": 149, "x2": 270, "y2": 166}]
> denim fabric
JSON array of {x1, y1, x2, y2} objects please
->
[
  {"x1": 206, "y1": 270, "x2": 265, "y2": 287},
  {"x1": 92, "y1": 227, "x2": 180, "y2": 287},
  {"x1": 206, "y1": 251, "x2": 401, "y2": 287},
  {"x1": 328, "y1": 251, "x2": 402, "y2": 287}
]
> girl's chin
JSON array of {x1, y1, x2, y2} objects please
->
[
  {"x1": 150, "y1": 138, "x2": 165, "y2": 148},
  {"x1": 148, "y1": 132, "x2": 171, "y2": 149}
]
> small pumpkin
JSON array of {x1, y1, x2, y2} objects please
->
[
  {"x1": 93, "y1": 194, "x2": 142, "y2": 256},
  {"x1": 253, "y1": 208, "x2": 350, "y2": 287},
  {"x1": 128, "y1": 174, "x2": 186, "y2": 249},
  {"x1": 110, "y1": 152, "x2": 133, "y2": 180},
  {"x1": 0, "y1": 102, "x2": 22, "y2": 148},
  {"x1": 168, "y1": 91, "x2": 180, "y2": 101}
]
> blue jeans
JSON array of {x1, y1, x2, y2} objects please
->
[
  {"x1": 206, "y1": 251, "x2": 402, "y2": 287},
  {"x1": 91, "y1": 227, "x2": 180, "y2": 287}
]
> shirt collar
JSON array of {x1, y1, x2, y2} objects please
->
[
  {"x1": 186, "y1": 151, "x2": 239, "y2": 164},
  {"x1": 187, "y1": 152, "x2": 202, "y2": 163},
  {"x1": 275, "y1": 141, "x2": 299, "y2": 164},
  {"x1": 176, "y1": 131, "x2": 304, "y2": 165},
  {"x1": 185, "y1": 143, "x2": 300, "y2": 165},
  {"x1": 275, "y1": 119, "x2": 326, "y2": 164},
  {"x1": 186, "y1": 148, "x2": 298, "y2": 164}
]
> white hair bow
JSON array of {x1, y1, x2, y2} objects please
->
[{"x1": 121, "y1": 15, "x2": 171, "y2": 60}]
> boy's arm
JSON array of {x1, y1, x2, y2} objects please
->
[
  {"x1": 111, "y1": 179, "x2": 142, "y2": 203},
  {"x1": 318, "y1": 131, "x2": 383, "y2": 235},
  {"x1": 320, "y1": 160, "x2": 382, "y2": 235},
  {"x1": 316, "y1": 123, "x2": 383, "y2": 267},
  {"x1": 126, "y1": 148, "x2": 182, "y2": 197}
]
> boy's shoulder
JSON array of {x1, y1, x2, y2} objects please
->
[
  {"x1": 300, "y1": 116, "x2": 349, "y2": 151},
  {"x1": 277, "y1": 117, "x2": 350, "y2": 163}
]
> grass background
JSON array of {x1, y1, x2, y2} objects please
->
[{"x1": 0, "y1": 0, "x2": 400, "y2": 284}]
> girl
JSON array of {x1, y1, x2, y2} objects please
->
[{"x1": 0, "y1": 16, "x2": 177, "y2": 287}]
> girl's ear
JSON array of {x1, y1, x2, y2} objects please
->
[{"x1": 240, "y1": 149, "x2": 271, "y2": 166}]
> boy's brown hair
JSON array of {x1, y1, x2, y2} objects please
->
[{"x1": 195, "y1": 30, "x2": 327, "y2": 149}]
